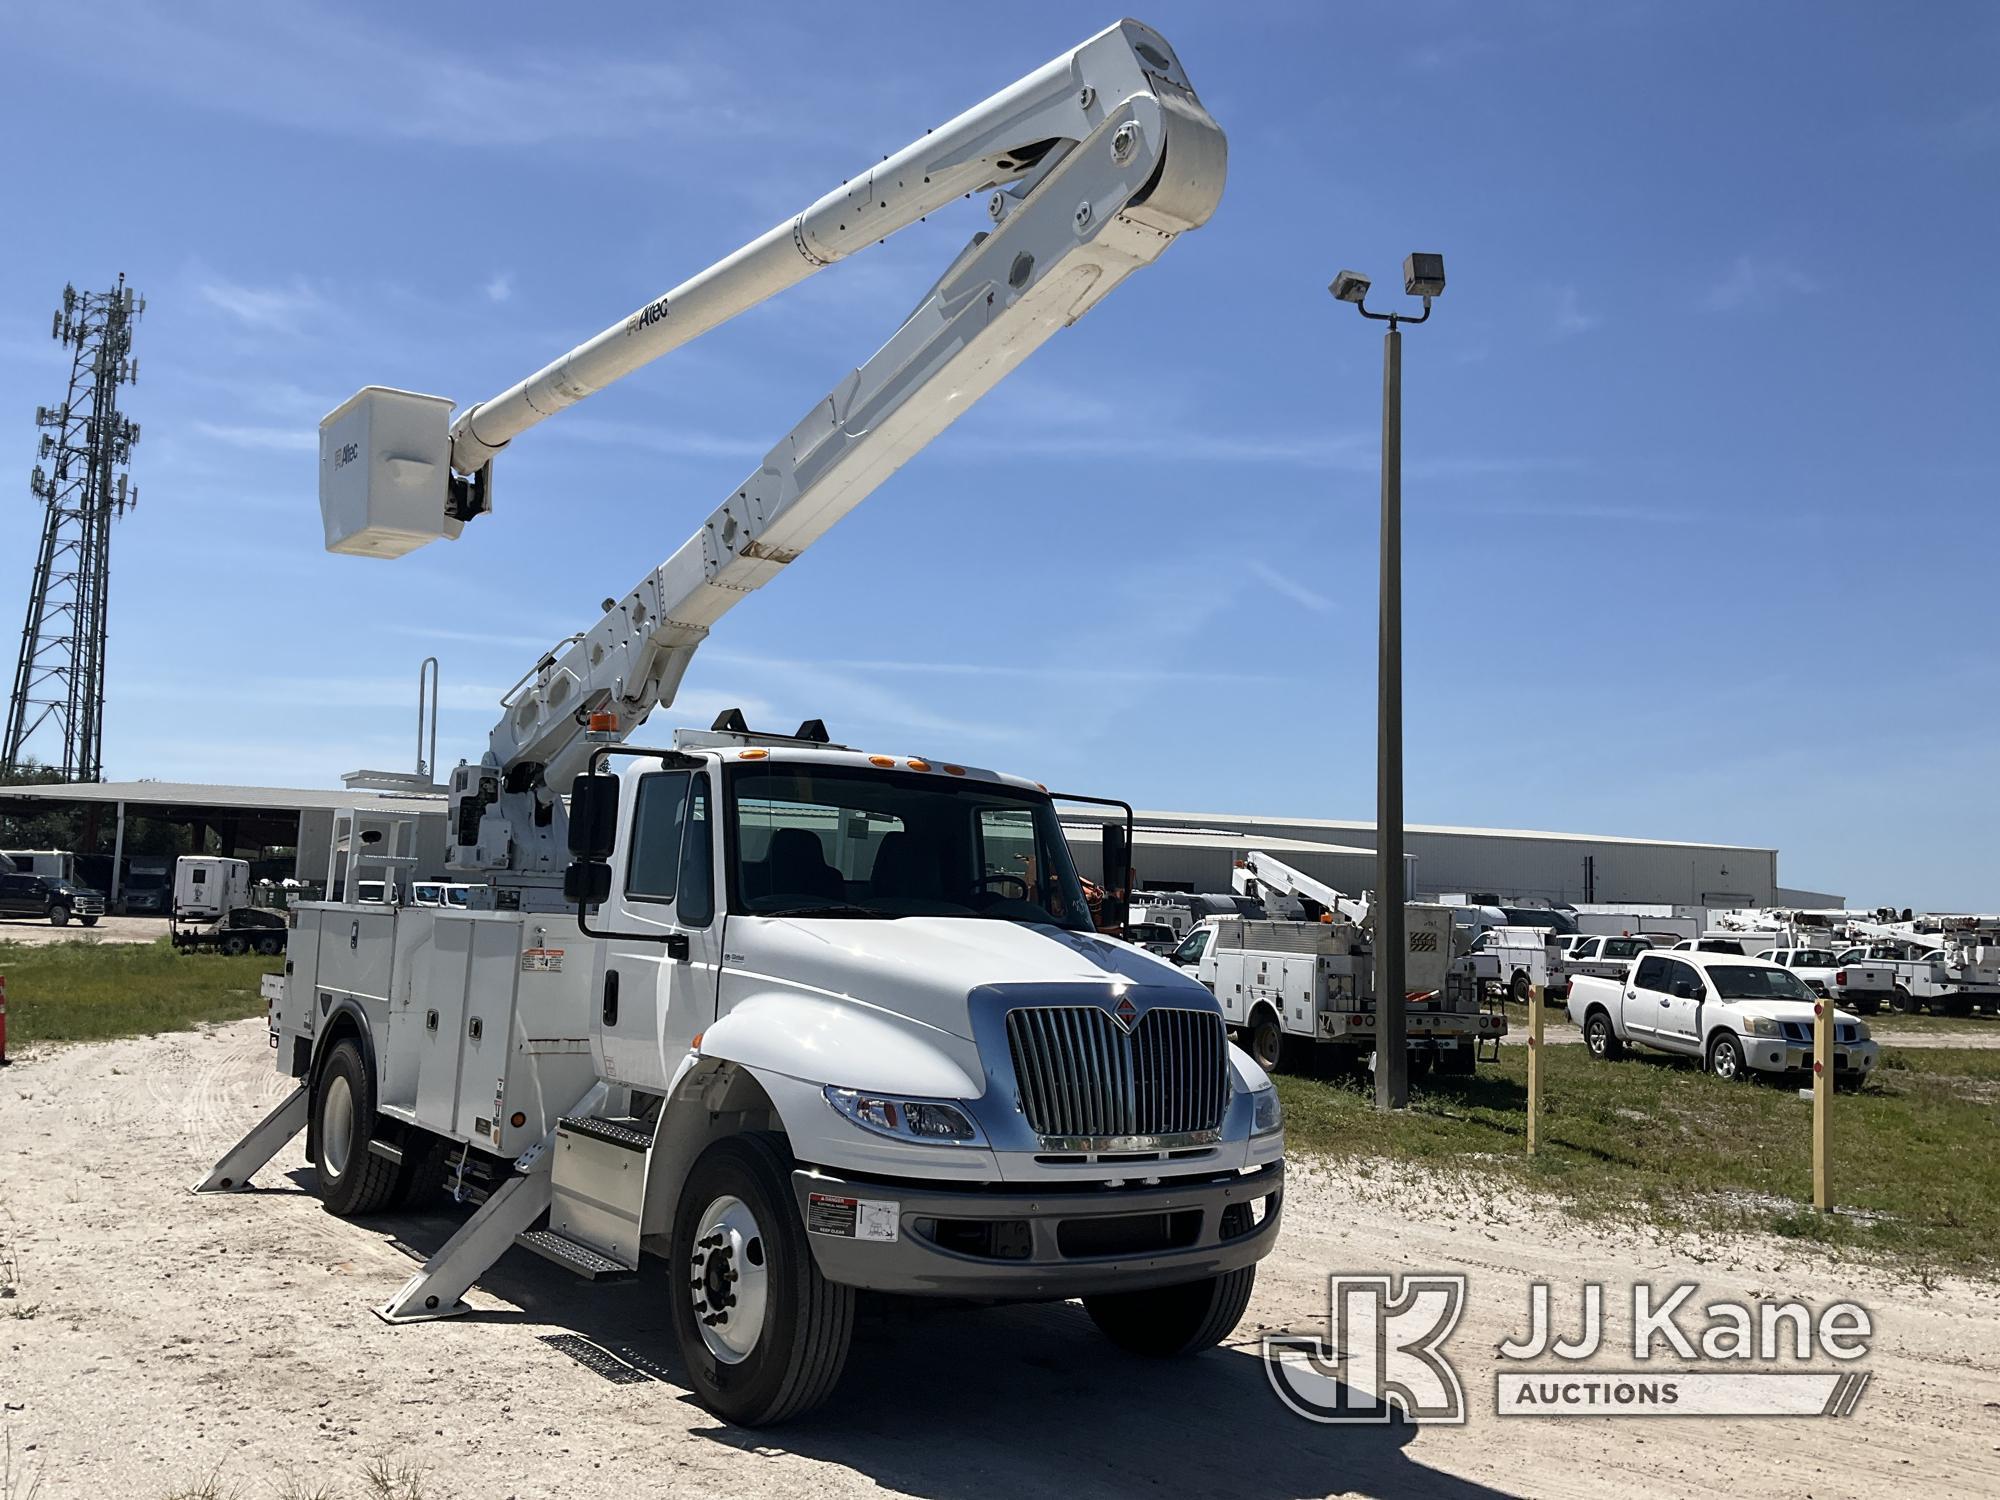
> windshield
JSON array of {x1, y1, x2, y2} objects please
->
[
  {"x1": 1709, "y1": 964, "x2": 1815, "y2": 1001},
  {"x1": 727, "y1": 762, "x2": 1092, "y2": 930}
]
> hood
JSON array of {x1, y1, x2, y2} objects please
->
[{"x1": 726, "y1": 914, "x2": 1208, "y2": 1041}]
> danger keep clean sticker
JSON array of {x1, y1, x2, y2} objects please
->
[{"x1": 807, "y1": 1192, "x2": 899, "y2": 1243}]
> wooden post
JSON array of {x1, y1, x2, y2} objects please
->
[
  {"x1": 1526, "y1": 983, "x2": 1543, "y2": 1155},
  {"x1": 1812, "y1": 997, "x2": 1832, "y2": 1210}
]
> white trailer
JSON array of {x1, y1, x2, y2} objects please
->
[
  {"x1": 174, "y1": 856, "x2": 251, "y2": 923},
  {"x1": 200, "y1": 24, "x2": 1283, "y2": 1429}
]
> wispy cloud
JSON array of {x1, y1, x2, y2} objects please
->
[
  {"x1": 191, "y1": 420, "x2": 317, "y2": 453},
  {"x1": 1246, "y1": 561, "x2": 1334, "y2": 613},
  {"x1": 1548, "y1": 285, "x2": 1601, "y2": 338},
  {"x1": 1702, "y1": 255, "x2": 1821, "y2": 312},
  {"x1": 484, "y1": 272, "x2": 515, "y2": 304},
  {"x1": 15, "y1": 3, "x2": 758, "y2": 150},
  {"x1": 198, "y1": 276, "x2": 323, "y2": 336}
]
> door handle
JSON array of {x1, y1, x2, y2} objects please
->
[
  {"x1": 666, "y1": 933, "x2": 691, "y2": 961},
  {"x1": 603, "y1": 969, "x2": 620, "y2": 1027},
  {"x1": 1661, "y1": 998, "x2": 1671, "y2": 1006}
]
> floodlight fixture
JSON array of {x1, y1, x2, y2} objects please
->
[
  {"x1": 1329, "y1": 269, "x2": 1372, "y2": 305},
  {"x1": 1402, "y1": 253, "x2": 1445, "y2": 299}
]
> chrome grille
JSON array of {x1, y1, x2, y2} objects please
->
[{"x1": 1005, "y1": 1005, "x2": 1230, "y2": 1142}]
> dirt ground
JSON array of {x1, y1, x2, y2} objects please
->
[
  {"x1": 0, "y1": 913, "x2": 166, "y2": 948},
  {"x1": 0, "y1": 1021, "x2": 1995, "y2": 1500}
]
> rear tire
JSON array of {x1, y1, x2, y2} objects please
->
[
  {"x1": 669, "y1": 1133, "x2": 854, "y2": 1427},
  {"x1": 1246, "y1": 1009, "x2": 1285, "y2": 1074},
  {"x1": 48, "y1": 904, "x2": 69, "y2": 927},
  {"x1": 312, "y1": 1039, "x2": 399, "y2": 1216},
  {"x1": 255, "y1": 934, "x2": 282, "y2": 956},
  {"x1": 1085, "y1": 1265, "x2": 1256, "y2": 1357},
  {"x1": 1584, "y1": 1010, "x2": 1622, "y2": 1060},
  {"x1": 1893, "y1": 985, "x2": 1918, "y2": 1015},
  {"x1": 1509, "y1": 971, "x2": 1531, "y2": 1005},
  {"x1": 222, "y1": 934, "x2": 248, "y2": 956}
]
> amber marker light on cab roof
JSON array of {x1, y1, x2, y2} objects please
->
[
  {"x1": 869, "y1": 754, "x2": 895, "y2": 767},
  {"x1": 738, "y1": 748, "x2": 769, "y2": 759},
  {"x1": 906, "y1": 758, "x2": 930, "y2": 771}
]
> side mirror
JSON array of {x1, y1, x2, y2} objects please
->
[
  {"x1": 567, "y1": 772, "x2": 620, "y2": 860},
  {"x1": 1102, "y1": 823, "x2": 1131, "y2": 896},
  {"x1": 564, "y1": 861, "x2": 612, "y2": 904}
]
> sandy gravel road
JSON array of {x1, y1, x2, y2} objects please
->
[
  {"x1": 0, "y1": 1021, "x2": 1995, "y2": 1499},
  {"x1": 0, "y1": 913, "x2": 165, "y2": 948}
]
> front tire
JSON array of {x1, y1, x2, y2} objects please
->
[
  {"x1": 312, "y1": 1038, "x2": 399, "y2": 1216},
  {"x1": 1085, "y1": 1265, "x2": 1256, "y2": 1357},
  {"x1": 1584, "y1": 1010, "x2": 1622, "y2": 1060},
  {"x1": 669, "y1": 1134, "x2": 854, "y2": 1427},
  {"x1": 80, "y1": 914, "x2": 99, "y2": 927},
  {"x1": 1708, "y1": 1030, "x2": 1748, "y2": 1082}
]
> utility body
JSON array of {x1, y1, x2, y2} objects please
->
[{"x1": 200, "y1": 22, "x2": 1282, "y2": 1428}]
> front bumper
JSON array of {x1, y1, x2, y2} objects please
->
[
  {"x1": 1746, "y1": 1039, "x2": 1879, "y2": 1075},
  {"x1": 792, "y1": 1158, "x2": 1284, "y2": 1300}
]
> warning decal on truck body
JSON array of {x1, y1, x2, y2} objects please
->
[
  {"x1": 807, "y1": 1192, "x2": 899, "y2": 1242},
  {"x1": 521, "y1": 947, "x2": 564, "y2": 973}
]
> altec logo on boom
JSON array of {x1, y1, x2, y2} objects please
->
[{"x1": 1264, "y1": 1276, "x2": 1873, "y2": 1423}]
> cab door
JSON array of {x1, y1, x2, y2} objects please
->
[
  {"x1": 1654, "y1": 958, "x2": 1707, "y2": 1053},
  {"x1": 1624, "y1": 954, "x2": 1671, "y2": 1040},
  {"x1": 593, "y1": 764, "x2": 723, "y2": 1094}
]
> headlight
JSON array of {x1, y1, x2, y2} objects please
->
[
  {"x1": 823, "y1": 1086, "x2": 983, "y2": 1145},
  {"x1": 1747, "y1": 1017, "x2": 1780, "y2": 1037},
  {"x1": 1251, "y1": 1085, "x2": 1282, "y2": 1137}
]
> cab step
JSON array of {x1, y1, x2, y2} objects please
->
[{"x1": 515, "y1": 1228, "x2": 637, "y2": 1281}]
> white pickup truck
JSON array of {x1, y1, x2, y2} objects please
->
[
  {"x1": 1562, "y1": 934, "x2": 1655, "y2": 985},
  {"x1": 1826, "y1": 947, "x2": 1896, "y2": 1013},
  {"x1": 1752, "y1": 946, "x2": 1841, "y2": 999},
  {"x1": 1568, "y1": 950, "x2": 1878, "y2": 1084}
]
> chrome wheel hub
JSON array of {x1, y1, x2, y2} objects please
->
[
  {"x1": 322, "y1": 1074, "x2": 355, "y2": 1178},
  {"x1": 689, "y1": 1194, "x2": 769, "y2": 1364}
]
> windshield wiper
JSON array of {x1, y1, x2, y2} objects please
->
[{"x1": 759, "y1": 902, "x2": 899, "y2": 920}]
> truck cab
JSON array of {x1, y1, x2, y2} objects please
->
[{"x1": 262, "y1": 731, "x2": 1283, "y2": 1426}]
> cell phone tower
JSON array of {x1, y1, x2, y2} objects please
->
[{"x1": 3, "y1": 275, "x2": 144, "y2": 781}]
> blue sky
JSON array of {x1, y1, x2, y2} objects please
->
[{"x1": 1, "y1": 2, "x2": 1995, "y2": 908}]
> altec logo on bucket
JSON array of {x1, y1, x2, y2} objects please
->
[{"x1": 1264, "y1": 1276, "x2": 1873, "y2": 1424}]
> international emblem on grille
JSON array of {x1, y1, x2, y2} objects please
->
[{"x1": 1113, "y1": 994, "x2": 1139, "y2": 1028}]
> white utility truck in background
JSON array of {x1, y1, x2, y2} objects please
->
[
  {"x1": 199, "y1": 23, "x2": 1284, "y2": 1429},
  {"x1": 1469, "y1": 924, "x2": 1564, "y2": 1002},
  {"x1": 1181, "y1": 905, "x2": 1505, "y2": 1073}
]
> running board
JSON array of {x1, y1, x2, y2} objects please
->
[
  {"x1": 515, "y1": 1228, "x2": 637, "y2": 1281},
  {"x1": 375, "y1": 1157, "x2": 555, "y2": 1323},
  {"x1": 192, "y1": 1085, "x2": 308, "y2": 1193}
]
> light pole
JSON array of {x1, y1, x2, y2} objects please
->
[{"x1": 1329, "y1": 253, "x2": 1445, "y2": 1112}]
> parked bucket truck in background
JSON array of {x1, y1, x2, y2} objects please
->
[{"x1": 198, "y1": 23, "x2": 1284, "y2": 1429}]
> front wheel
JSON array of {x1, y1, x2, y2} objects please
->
[
  {"x1": 1085, "y1": 1265, "x2": 1256, "y2": 1357},
  {"x1": 669, "y1": 1134, "x2": 854, "y2": 1427},
  {"x1": 1708, "y1": 1030, "x2": 1748, "y2": 1082},
  {"x1": 79, "y1": 914, "x2": 99, "y2": 927}
]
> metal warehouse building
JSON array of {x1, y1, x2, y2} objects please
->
[{"x1": 1061, "y1": 806, "x2": 1784, "y2": 908}]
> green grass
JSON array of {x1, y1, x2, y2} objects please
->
[
  {"x1": 0, "y1": 938, "x2": 278, "y2": 1046},
  {"x1": 1276, "y1": 1043, "x2": 2000, "y2": 1278}
]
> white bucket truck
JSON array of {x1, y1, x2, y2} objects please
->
[{"x1": 199, "y1": 22, "x2": 1283, "y2": 1428}]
